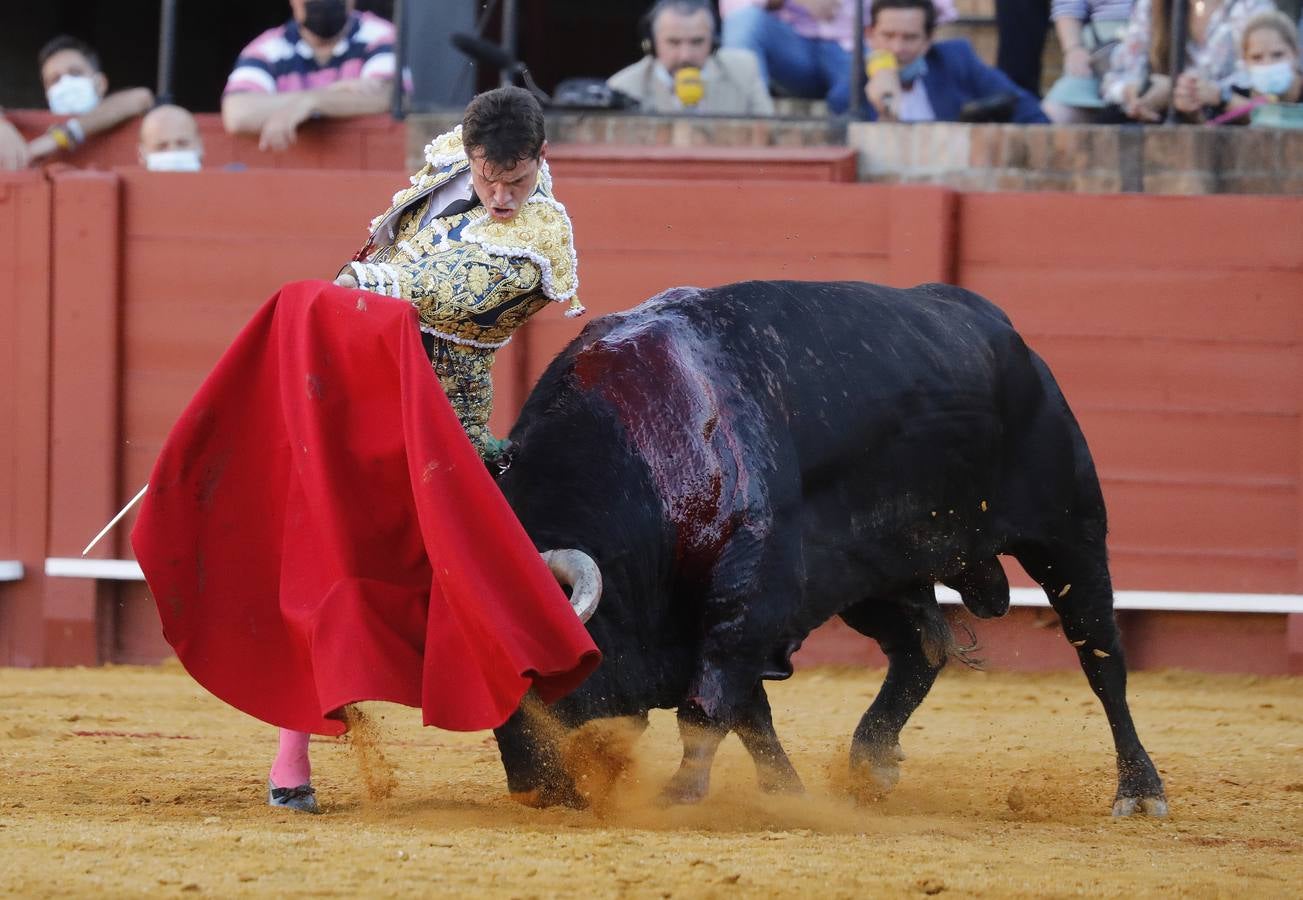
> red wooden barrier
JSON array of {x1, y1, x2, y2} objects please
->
[
  {"x1": 0, "y1": 173, "x2": 53, "y2": 667},
  {"x1": 2, "y1": 166, "x2": 1300, "y2": 671}
]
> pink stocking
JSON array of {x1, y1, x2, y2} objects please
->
[{"x1": 269, "y1": 728, "x2": 312, "y2": 788}]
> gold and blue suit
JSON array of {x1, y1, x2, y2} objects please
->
[{"x1": 345, "y1": 126, "x2": 582, "y2": 461}]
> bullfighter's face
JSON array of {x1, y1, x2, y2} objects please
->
[{"x1": 469, "y1": 144, "x2": 546, "y2": 223}]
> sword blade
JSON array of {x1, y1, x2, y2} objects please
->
[{"x1": 81, "y1": 483, "x2": 150, "y2": 557}]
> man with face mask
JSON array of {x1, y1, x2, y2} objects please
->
[
  {"x1": 607, "y1": 0, "x2": 775, "y2": 114},
  {"x1": 222, "y1": 0, "x2": 399, "y2": 152},
  {"x1": 829, "y1": 0, "x2": 1048, "y2": 122},
  {"x1": 138, "y1": 105, "x2": 205, "y2": 172},
  {"x1": 27, "y1": 35, "x2": 153, "y2": 164}
]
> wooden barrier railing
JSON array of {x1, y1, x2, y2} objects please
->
[{"x1": 1, "y1": 165, "x2": 1300, "y2": 672}]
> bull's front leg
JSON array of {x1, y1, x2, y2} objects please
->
[
  {"x1": 661, "y1": 699, "x2": 729, "y2": 804},
  {"x1": 661, "y1": 520, "x2": 801, "y2": 805},
  {"x1": 733, "y1": 684, "x2": 804, "y2": 795},
  {"x1": 840, "y1": 588, "x2": 947, "y2": 800}
]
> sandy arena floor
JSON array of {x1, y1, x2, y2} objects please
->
[{"x1": 1, "y1": 662, "x2": 1300, "y2": 898}]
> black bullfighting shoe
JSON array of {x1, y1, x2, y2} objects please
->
[{"x1": 268, "y1": 779, "x2": 319, "y2": 814}]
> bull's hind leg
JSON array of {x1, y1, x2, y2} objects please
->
[
  {"x1": 840, "y1": 585, "x2": 948, "y2": 800},
  {"x1": 1012, "y1": 542, "x2": 1167, "y2": 817}
]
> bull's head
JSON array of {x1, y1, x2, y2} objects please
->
[{"x1": 489, "y1": 548, "x2": 604, "y2": 809}]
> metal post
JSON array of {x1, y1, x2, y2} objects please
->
[
  {"x1": 1164, "y1": 0, "x2": 1189, "y2": 123},
  {"x1": 500, "y1": 0, "x2": 519, "y2": 87},
  {"x1": 849, "y1": 0, "x2": 866, "y2": 120},
  {"x1": 391, "y1": 0, "x2": 407, "y2": 119},
  {"x1": 155, "y1": 0, "x2": 178, "y2": 105}
]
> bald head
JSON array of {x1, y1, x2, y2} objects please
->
[{"x1": 139, "y1": 105, "x2": 203, "y2": 168}]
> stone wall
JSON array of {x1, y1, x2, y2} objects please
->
[
  {"x1": 409, "y1": 111, "x2": 1302, "y2": 196},
  {"x1": 850, "y1": 122, "x2": 1303, "y2": 194}
]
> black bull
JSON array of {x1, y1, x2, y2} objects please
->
[{"x1": 494, "y1": 280, "x2": 1167, "y2": 817}]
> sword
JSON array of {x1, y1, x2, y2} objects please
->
[{"x1": 82, "y1": 483, "x2": 149, "y2": 557}]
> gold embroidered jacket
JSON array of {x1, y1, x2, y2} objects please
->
[{"x1": 345, "y1": 126, "x2": 582, "y2": 458}]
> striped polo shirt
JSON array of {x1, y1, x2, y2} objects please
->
[{"x1": 223, "y1": 11, "x2": 396, "y2": 96}]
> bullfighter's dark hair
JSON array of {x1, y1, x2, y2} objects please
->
[
  {"x1": 869, "y1": 0, "x2": 938, "y2": 34},
  {"x1": 38, "y1": 34, "x2": 102, "y2": 73},
  {"x1": 461, "y1": 86, "x2": 546, "y2": 169}
]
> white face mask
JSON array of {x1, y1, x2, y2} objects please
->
[
  {"x1": 144, "y1": 149, "x2": 203, "y2": 172},
  {"x1": 46, "y1": 74, "x2": 100, "y2": 115},
  {"x1": 1247, "y1": 60, "x2": 1297, "y2": 96}
]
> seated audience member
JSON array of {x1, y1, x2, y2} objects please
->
[
  {"x1": 1240, "y1": 9, "x2": 1301, "y2": 98},
  {"x1": 608, "y1": 0, "x2": 775, "y2": 114},
  {"x1": 831, "y1": 0, "x2": 1050, "y2": 121},
  {"x1": 139, "y1": 104, "x2": 204, "y2": 171},
  {"x1": 1043, "y1": 0, "x2": 1135, "y2": 122},
  {"x1": 28, "y1": 35, "x2": 153, "y2": 164},
  {"x1": 222, "y1": 0, "x2": 397, "y2": 151},
  {"x1": 721, "y1": 0, "x2": 957, "y2": 113},
  {"x1": 1213, "y1": 10, "x2": 1303, "y2": 120},
  {"x1": 1102, "y1": 0, "x2": 1275, "y2": 122},
  {"x1": 0, "y1": 114, "x2": 29, "y2": 169}
]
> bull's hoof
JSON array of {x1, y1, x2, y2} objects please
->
[
  {"x1": 758, "y1": 767, "x2": 805, "y2": 796},
  {"x1": 849, "y1": 743, "x2": 906, "y2": 802},
  {"x1": 509, "y1": 789, "x2": 544, "y2": 808},
  {"x1": 658, "y1": 773, "x2": 709, "y2": 806},
  {"x1": 1112, "y1": 794, "x2": 1169, "y2": 818},
  {"x1": 508, "y1": 784, "x2": 587, "y2": 810}
]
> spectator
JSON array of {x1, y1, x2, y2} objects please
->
[
  {"x1": 1102, "y1": 0, "x2": 1276, "y2": 123},
  {"x1": 1212, "y1": 10, "x2": 1303, "y2": 120},
  {"x1": 139, "y1": 105, "x2": 204, "y2": 171},
  {"x1": 995, "y1": 0, "x2": 1052, "y2": 96},
  {"x1": 0, "y1": 114, "x2": 29, "y2": 170},
  {"x1": 222, "y1": 0, "x2": 397, "y2": 151},
  {"x1": 832, "y1": 0, "x2": 1050, "y2": 121},
  {"x1": 1237, "y1": 9, "x2": 1301, "y2": 100},
  {"x1": 28, "y1": 35, "x2": 153, "y2": 164},
  {"x1": 1042, "y1": 0, "x2": 1135, "y2": 122},
  {"x1": 608, "y1": 0, "x2": 775, "y2": 114},
  {"x1": 721, "y1": 0, "x2": 957, "y2": 113}
]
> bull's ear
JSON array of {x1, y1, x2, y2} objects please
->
[{"x1": 541, "y1": 549, "x2": 602, "y2": 623}]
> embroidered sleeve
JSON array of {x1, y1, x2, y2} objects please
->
[{"x1": 350, "y1": 243, "x2": 544, "y2": 336}]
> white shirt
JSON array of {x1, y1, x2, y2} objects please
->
[
  {"x1": 897, "y1": 79, "x2": 937, "y2": 122},
  {"x1": 418, "y1": 170, "x2": 474, "y2": 229}
]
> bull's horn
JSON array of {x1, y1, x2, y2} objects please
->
[{"x1": 541, "y1": 549, "x2": 602, "y2": 623}]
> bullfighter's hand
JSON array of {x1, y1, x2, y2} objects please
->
[
  {"x1": 259, "y1": 95, "x2": 314, "y2": 152},
  {"x1": 334, "y1": 272, "x2": 359, "y2": 289}
]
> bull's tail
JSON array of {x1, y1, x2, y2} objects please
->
[{"x1": 893, "y1": 587, "x2": 982, "y2": 670}]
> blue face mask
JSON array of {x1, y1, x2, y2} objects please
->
[
  {"x1": 1248, "y1": 61, "x2": 1296, "y2": 96},
  {"x1": 898, "y1": 56, "x2": 928, "y2": 85}
]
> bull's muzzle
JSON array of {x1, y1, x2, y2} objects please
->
[{"x1": 541, "y1": 549, "x2": 602, "y2": 623}]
